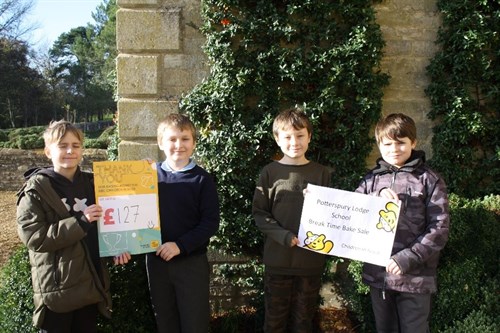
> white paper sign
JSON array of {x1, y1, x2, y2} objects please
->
[
  {"x1": 94, "y1": 160, "x2": 161, "y2": 257},
  {"x1": 298, "y1": 184, "x2": 400, "y2": 266}
]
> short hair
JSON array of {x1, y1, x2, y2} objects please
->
[
  {"x1": 272, "y1": 107, "x2": 312, "y2": 138},
  {"x1": 43, "y1": 120, "x2": 84, "y2": 147},
  {"x1": 375, "y1": 113, "x2": 417, "y2": 144},
  {"x1": 157, "y1": 113, "x2": 197, "y2": 143}
]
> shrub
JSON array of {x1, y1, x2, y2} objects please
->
[
  {"x1": 338, "y1": 194, "x2": 500, "y2": 332},
  {"x1": 181, "y1": 0, "x2": 388, "y2": 259},
  {"x1": 430, "y1": 194, "x2": 499, "y2": 332},
  {"x1": 425, "y1": 1, "x2": 500, "y2": 197},
  {"x1": 0, "y1": 247, "x2": 156, "y2": 332},
  {"x1": 15, "y1": 134, "x2": 44, "y2": 149},
  {"x1": 0, "y1": 246, "x2": 36, "y2": 333},
  {"x1": 84, "y1": 137, "x2": 108, "y2": 149},
  {"x1": 106, "y1": 120, "x2": 119, "y2": 161},
  {"x1": 97, "y1": 256, "x2": 156, "y2": 332},
  {"x1": 0, "y1": 124, "x2": 115, "y2": 150},
  {"x1": 5, "y1": 127, "x2": 45, "y2": 149}
]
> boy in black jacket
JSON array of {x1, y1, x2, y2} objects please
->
[{"x1": 356, "y1": 113, "x2": 450, "y2": 333}]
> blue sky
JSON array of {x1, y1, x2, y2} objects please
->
[{"x1": 28, "y1": 0, "x2": 102, "y2": 49}]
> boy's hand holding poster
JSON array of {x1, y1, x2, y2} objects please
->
[
  {"x1": 94, "y1": 160, "x2": 161, "y2": 257},
  {"x1": 298, "y1": 184, "x2": 400, "y2": 266}
]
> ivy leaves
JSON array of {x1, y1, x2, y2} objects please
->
[{"x1": 181, "y1": 0, "x2": 388, "y2": 255}]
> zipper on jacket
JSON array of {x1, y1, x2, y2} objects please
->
[
  {"x1": 404, "y1": 186, "x2": 411, "y2": 214},
  {"x1": 390, "y1": 171, "x2": 397, "y2": 190},
  {"x1": 382, "y1": 274, "x2": 387, "y2": 300},
  {"x1": 53, "y1": 252, "x2": 61, "y2": 286}
]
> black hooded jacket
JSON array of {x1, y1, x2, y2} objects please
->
[{"x1": 356, "y1": 150, "x2": 450, "y2": 294}]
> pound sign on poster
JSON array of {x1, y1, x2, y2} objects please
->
[{"x1": 103, "y1": 208, "x2": 115, "y2": 225}]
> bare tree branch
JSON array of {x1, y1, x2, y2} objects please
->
[{"x1": 0, "y1": 0, "x2": 35, "y2": 39}]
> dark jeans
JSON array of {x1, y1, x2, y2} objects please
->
[
  {"x1": 39, "y1": 304, "x2": 98, "y2": 333},
  {"x1": 263, "y1": 272, "x2": 322, "y2": 333},
  {"x1": 370, "y1": 286, "x2": 432, "y2": 333},
  {"x1": 146, "y1": 253, "x2": 210, "y2": 333}
]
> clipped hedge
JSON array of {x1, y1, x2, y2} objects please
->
[
  {"x1": 0, "y1": 250, "x2": 156, "y2": 333},
  {"x1": 0, "y1": 246, "x2": 36, "y2": 333},
  {"x1": 0, "y1": 124, "x2": 114, "y2": 149},
  {"x1": 338, "y1": 194, "x2": 500, "y2": 332},
  {"x1": 97, "y1": 256, "x2": 156, "y2": 332},
  {"x1": 2, "y1": 195, "x2": 496, "y2": 332}
]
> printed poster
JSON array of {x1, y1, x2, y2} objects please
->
[
  {"x1": 94, "y1": 160, "x2": 161, "y2": 257},
  {"x1": 298, "y1": 184, "x2": 401, "y2": 266}
]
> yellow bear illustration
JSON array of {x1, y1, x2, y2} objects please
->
[
  {"x1": 377, "y1": 202, "x2": 399, "y2": 232},
  {"x1": 303, "y1": 231, "x2": 334, "y2": 254}
]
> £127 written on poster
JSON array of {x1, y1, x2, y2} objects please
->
[{"x1": 94, "y1": 160, "x2": 161, "y2": 257}]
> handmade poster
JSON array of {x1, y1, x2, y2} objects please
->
[
  {"x1": 297, "y1": 184, "x2": 400, "y2": 266},
  {"x1": 94, "y1": 160, "x2": 161, "y2": 257}
]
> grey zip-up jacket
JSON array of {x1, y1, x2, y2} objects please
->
[
  {"x1": 355, "y1": 150, "x2": 450, "y2": 294},
  {"x1": 16, "y1": 169, "x2": 111, "y2": 327}
]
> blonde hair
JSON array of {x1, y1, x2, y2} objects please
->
[
  {"x1": 272, "y1": 107, "x2": 312, "y2": 138},
  {"x1": 157, "y1": 113, "x2": 197, "y2": 143},
  {"x1": 43, "y1": 120, "x2": 84, "y2": 147}
]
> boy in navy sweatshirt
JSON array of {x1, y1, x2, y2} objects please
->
[{"x1": 146, "y1": 113, "x2": 220, "y2": 333}]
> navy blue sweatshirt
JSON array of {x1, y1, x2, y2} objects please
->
[{"x1": 156, "y1": 162, "x2": 220, "y2": 256}]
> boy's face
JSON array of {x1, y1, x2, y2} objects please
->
[
  {"x1": 378, "y1": 136, "x2": 416, "y2": 168},
  {"x1": 44, "y1": 131, "x2": 83, "y2": 178},
  {"x1": 274, "y1": 126, "x2": 311, "y2": 164},
  {"x1": 158, "y1": 126, "x2": 195, "y2": 170}
]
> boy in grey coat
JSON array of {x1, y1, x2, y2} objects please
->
[{"x1": 356, "y1": 113, "x2": 450, "y2": 333}]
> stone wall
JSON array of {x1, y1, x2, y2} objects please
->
[
  {"x1": 371, "y1": 0, "x2": 441, "y2": 165},
  {"x1": 116, "y1": 0, "x2": 441, "y2": 165},
  {"x1": 0, "y1": 148, "x2": 108, "y2": 191},
  {"x1": 115, "y1": 0, "x2": 441, "y2": 311},
  {"x1": 116, "y1": 0, "x2": 207, "y2": 161}
]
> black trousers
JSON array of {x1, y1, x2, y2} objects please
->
[
  {"x1": 146, "y1": 253, "x2": 210, "y2": 333},
  {"x1": 39, "y1": 304, "x2": 98, "y2": 333},
  {"x1": 370, "y1": 286, "x2": 432, "y2": 333}
]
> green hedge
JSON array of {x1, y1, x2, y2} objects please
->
[
  {"x1": 338, "y1": 194, "x2": 500, "y2": 332},
  {"x1": 0, "y1": 247, "x2": 36, "y2": 333},
  {"x1": 0, "y1": 251, "x2": 156, "y2": 333},
  {"x1": 425, "y1": 1, "x2": 500, "y2": 198},
  {"x1": 0, "y1": 124, "x2": 114, "y2": 149},
  {"x1": 2, "y1": 195, "x2": 497, "y2": 332},
  {"x1": 181, "y1": 0, "x2": 388, "y2": 257}
]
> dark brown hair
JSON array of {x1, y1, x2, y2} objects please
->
[
  {"x1": 375, "y1": 113, "x2": 417, "y2": 144},
  {"x1": 272, "y1": 107, "x2": 312, "y2": 138}
]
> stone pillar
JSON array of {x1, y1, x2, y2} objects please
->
[
  {"x1": 116, "y1": 0, "x2": 208, "y2": 161},
  {"x1": 372, "y1": 0, "x2": 441, "y2": 164}
]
